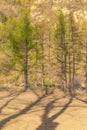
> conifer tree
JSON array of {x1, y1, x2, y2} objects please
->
[
  {"x1": 55, "y1": 11, "x2": 68, "y2": 90},
  {"x1": 7, "y1": 9, "x2": 34, "y2": 91}
]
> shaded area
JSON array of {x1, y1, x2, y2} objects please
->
[
  {"x1": 0, "y1": 93, "x2": 13, "y2": 100},
  {"x1": 37, "y1": 98, "x2": 73, "y2": 130},
  {"x1": 29, "y1": 87, "x2": 43, "y2": 97},
  {"x1": 0, "y1": 92, "x2": 21, "y2": 113},
  {"x1": 76, "y1": 97, "x2": 87, "y2": 104},
  {"x1": 0, "y1": 94, "x2": 46, "y2": 129}
]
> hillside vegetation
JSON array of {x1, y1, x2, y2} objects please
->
[{"x1": 0, "y1": 0, "x2": 87, "y2": 95}]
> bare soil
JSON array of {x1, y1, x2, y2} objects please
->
[{"x1": 0, "y1": 88, "x2": 87, "y2": 130}]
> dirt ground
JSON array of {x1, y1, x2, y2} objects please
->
[{"x1": 0, "y1": 88, "x2": 87, "y2": 130}]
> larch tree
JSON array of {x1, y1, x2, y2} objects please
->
[
  {"x1": 7, "y1": 9, "x2": 35, "y2": 91},
  {"x1": 68, "y1": 11, "x2": 82, "y2": 96},
  {"x1": 55, "y1": 11, "x2": 68, "y2": 91}
]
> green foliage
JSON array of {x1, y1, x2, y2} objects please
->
[
  {"x1": 55, "y1": 11, "x2": 66, "y2": 37},
  {"x1": 0, "y1": 22, "x2": 5, "y2": 41},
  {"x1": 7, "y1": 9, "x2": 34, "y2": 64},
  {"x1": 0, "y1": 1, "x2": 86, "y2": 88},
  {"x1": 55, "y1": 11, "x2": 68, "y2": 63}
]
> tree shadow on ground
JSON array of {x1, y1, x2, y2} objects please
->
[
  {"x1": 0, "y1": 86, "x2": 45, "y2": 115},
  {"x1": 76, "y1": 97, "x2": 87, "y2": 104},
  {"x1": 0, "y1": 92, "x2": 22, "y2": 113},
  {"x1": 0, "y1": 93, "x2": 13, "y2": 100},
  {"x1": 36, "y1": 98, "x2": 73, "y2": 130},
  {"x1": 0, "y1": 94, "x2": 46, "y2": 129},
  {"x1": 29, "y1": 87, "x2": 42, "y2": 97}
]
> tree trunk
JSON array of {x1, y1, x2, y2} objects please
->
[
  {"x1": 47, "y1": 32, "x2": 51, "y2": 94},
  {"x1": 69, "y1": 50, "x2": 72, "y2": 84},
  {"x1": 24, "y1": 40, "x2": 28, "y2": 91},
  {"x1": 68, "y1": 50, "x2": 72, "y2": 96},
  {"x1": 70, "y1": 12, "x2": 75, "y2": 97},
  {"x1": 85, "y1": 37, "x2": 87, "y2": 85},
  {"x1": 41, "y1": 35, "x2": 45, "y2": 92},
  {"x1": 64, "y1": 54, "x2": 67, "y2": 91}
]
